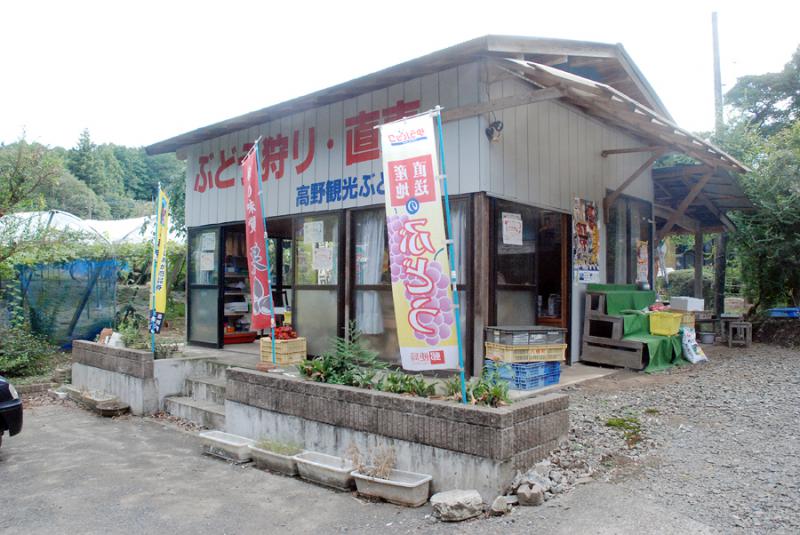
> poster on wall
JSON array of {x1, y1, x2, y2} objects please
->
[
  {"x1": 241, "y1": 148, "x2": 273, "y2": 331},
  {"x1": 378, "y1": 112, "x2": 459, "y2": 371},
  {"x1": 636, "y1": 240, "x2": 649, "y2": 283},
  {"x1": 572, "y1": 198, "x2": 600, "y2": 283},
  {"x1": 501, "y1": 212, "x2": 523, "y2": 245}
]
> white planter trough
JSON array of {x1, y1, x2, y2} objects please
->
[
  {"x1": 199, "y1": 431, "x2": 254, "y2": 462},
  {"x1": 351, "y1": 468, "x2": 433, "y2": 507},
  {"x1": 293, "y1": 451, "x2": 354, "y2": 491},
  {"x1": 248, "y1": 444, "x2": 301, "y2": 476}
]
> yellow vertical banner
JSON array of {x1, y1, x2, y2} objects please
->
[
  {"x1": 149, "y1": 189, "x2": 170, "y2": 334},
  {"x1": 379, "y1": 113, "x2": 459, "y2": 371}
]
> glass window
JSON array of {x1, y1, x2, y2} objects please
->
[
  {"x1": 354, "y1": 202, "x2": 470, "y2": 364},
  {"x1": 537, "y1": 212, "x2": 563, "y2": 320},
  {"x1": 295, "y1": 214, "x2": 339, "y2": 285},
  {"x1": 282, "y1": 238, "x2": 293, "y2": 287},
  {"x1": 606, "y1": 197, "x2": 652, "y2": 284},
  {"x1": 189, "y1": 230, "x2": 218, "y2": 285},
  {"x1": 495, "y1": 201, "x2": 537, "y2": 286}
]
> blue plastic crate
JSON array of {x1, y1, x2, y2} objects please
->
[
  {"x1": 485, "y1": 360, "x2": 561, "y2": 390},
  {"x1": 768, "y1": 307, "x2": 800, "y2": 318},
  {"x1": 514, "y1": 372, "x2": 561, "y2": 391}
]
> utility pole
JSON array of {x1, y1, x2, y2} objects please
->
[
  {"x1": 712, "y1": 11, "x2": 724, "y2": 134},
  {"x1": 712, "y1": 11, "x2": 727, "y2": 316}
]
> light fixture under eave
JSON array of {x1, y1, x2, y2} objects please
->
[{"x1": 485, "y1": 120, "x2": 504, "y2": 142}]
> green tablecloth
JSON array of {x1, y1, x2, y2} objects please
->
[
  {"x1": 603, "y1": 291, "x2": 656, "y2": 315},
  {"x1": 587, "y1": 283, "x2": 638, "y2": 292},
  {"x1": 623, "y1": 333, "x2": 683, "y2": 373},
  {"x1": 621, "y1": 310, "x2": 649, "y2": 336}
]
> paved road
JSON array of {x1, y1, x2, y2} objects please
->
[{"x1": 0, "y1": 402, "x2": 712, "y2": 534}]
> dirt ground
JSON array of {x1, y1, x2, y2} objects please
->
[{"x1": 2, "y1": 342, "x2": 797, "y2": 534}]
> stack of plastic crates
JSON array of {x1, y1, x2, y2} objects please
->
[
  {"x1": 484, "y1": 326, "x2": 566, "y2": 391},
  {"x1": 485, "y1": 360, "x2": 561, "y2": 390}
]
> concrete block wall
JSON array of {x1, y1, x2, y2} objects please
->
[
  {"x1": 71, "y1": 341, "x2": 157, "y2": 415},
  {"x1": 225, "y1": 367, "x2": 569, "y2": 497}
]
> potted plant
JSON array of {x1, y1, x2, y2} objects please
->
[
  {"x1": 293, "y1": 451, "x2": 355, "y2": 491},
  {"x1": 348, "y1": 444, "x2": 433, "y2": 507},
  {"x1": 248, "y1": 438, "x2": 303, "y2": 476}
]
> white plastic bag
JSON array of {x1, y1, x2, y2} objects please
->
[{"x1": 681, "y1": 327, "x2": 707, "y2": 364}]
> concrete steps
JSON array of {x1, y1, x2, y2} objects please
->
[
  {"x1": 186, "y1": 376, "x2": 226, "y2": 405},
  {"x1": 163, "y1": 358, "x2": 232, "y2": 430},
  {"x1": 164, "y1": 396, "x2": 225, "y2": 430}
]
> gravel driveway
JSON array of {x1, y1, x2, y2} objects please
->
[{"x1": 1, "y1": 342, "x2": 797, "y2": 534}]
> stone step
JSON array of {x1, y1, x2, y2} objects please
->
[
  {"x1": 164, "y1": 396, "x2": 225, "y2": 430},
  {"x1": 185, "y1": 375, "x2": 226, "y2": 404},
  {"x1": 205, "y1": 360, "x2": 231, "y2": 380}
]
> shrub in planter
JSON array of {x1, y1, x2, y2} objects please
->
[
  {"x1": 347, "y1": 444, "x2": 432, "y2": 507},
  {"x1": 249, "y1": 438, "x2": 303, "y2": 476}
]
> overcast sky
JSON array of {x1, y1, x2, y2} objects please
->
[{"x1": 1, "y1": 0, "x2": 797, "y2": 150}]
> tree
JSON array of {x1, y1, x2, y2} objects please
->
[
  {"x1": 729, "y1": 122, "x2": 800, "y2": 309},
  {"x1": 726, "y1": 46, "x2": 800, "y2": 136},
  {"x1": 39, "y1": 170, "x2": 112, "y2": 219}
]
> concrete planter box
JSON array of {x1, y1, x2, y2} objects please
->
[
  {"x1": 352, "y1": 468, "x2": 432, "y2": 507},
  {"x1": 294, "y1": 451, "x2": 354, "y2": 491},
  {"x1": 199, "y1": 431, "x2": 254, "y2": 462},
  {"x1": 248, "y1": 445, "x2": 300, "y2": 476},
  {"x1": 225, "y1": 367, "x2": 569, "y2": 499}
]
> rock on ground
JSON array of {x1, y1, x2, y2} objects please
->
[{"x1": 430, "y1": 489, "x2": 484, "y2": 522}]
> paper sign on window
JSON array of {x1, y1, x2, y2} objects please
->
[
  {"x1": 303, "y1": 221, "x2": 324, "y2": 244},
  {"x1": 502, "y1": 212, "x2": 523, "y2": 245}
]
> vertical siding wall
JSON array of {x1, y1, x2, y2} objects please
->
[{"x1": 184, "y1": 63, "x2": 485, "y2": 228}]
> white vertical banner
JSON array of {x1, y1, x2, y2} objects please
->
[{"x1": 379, "y1": 113, "x2": 459, "y2": 371}]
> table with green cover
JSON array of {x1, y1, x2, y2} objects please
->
[{"x1": 585, "y1": 284, "x2": 683, "y2": 372}]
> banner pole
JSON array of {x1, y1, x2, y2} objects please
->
[
  {"x1": 253, "y1": 144, "x2": 277, "y2": 364},
  {"x1": 150, "y1": 183, "x2": 160, "y2": 353},
  {"x1": 434, "y1": 108, "x2": 468, "y2": 405}
]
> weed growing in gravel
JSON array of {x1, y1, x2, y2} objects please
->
[
  {"x1": 644, "y1": 408, "x2": 660, "y2": 415},
  {"x1": 606, "y1": 416, "x2": 643, "y2": 447}
]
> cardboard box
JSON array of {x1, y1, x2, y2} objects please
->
[
  {"x1": 724, "y1": 297, "x2": 746, "y2": 316},
  {"x1": 671, "y1": 296, "x2": 704, "y2": 312}
]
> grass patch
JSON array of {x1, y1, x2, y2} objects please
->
[
  {"x1": 644, "y1": 408, "x2": 660, "y2": 415},
  {"x1": 254, "y1": 438, "x2": 303, "y2": 456},
  {"x1": 606, "y1": 416, "x2": 643, "y2": 447}
]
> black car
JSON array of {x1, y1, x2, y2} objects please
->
[{"x1": 0, "y1": 375, "x2": 22, "y2": 448}]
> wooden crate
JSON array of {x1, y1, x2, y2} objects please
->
[{"x1": 260, "y1": 337, "x2": 307, "y2": 366}]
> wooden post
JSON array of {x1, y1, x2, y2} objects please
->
[
  {"x1": 694, "y1": 230, "x2": 703, "y2": 299},
  {"x1": 715, "y1": 232, "x2": 728, "y2": 316},
  {"x1": 472, "y1": 193, "x2": 490, "y2": 378},
  {"x1": 657, "y1": 170, "x2": 715, "y2": 239}
]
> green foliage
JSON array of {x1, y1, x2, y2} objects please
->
[
  {"x1": 445, "y1": 365, "x2": 511, "y2": 407},
  {"x1": 376, "y1": 370, "x2": 435, "y2": 397},
  {"x1": 0, "y1": 324, "x2": 56, "y2": 377},
  {"x1": 467, "y1": 365, "x2": 511, "y2": 407},
  {"x1": 661, "y1": 268, "x2": 715, "y2": 303},
  {"x1": 297, "y1": 322, "x2": 386, "y2": 386},
  {"x1": 726, "y1": 46, "x2": 800, "y2": 137},
  {"x1": 254, "y1": 438, "x2": 303, "y2": 456},
  {"x1": 729, "y1": 122, "x2": 800, "y2": 309},
  {"x1": 606, "y1": 416, "x2": 642, "y2": 447},
  {"x1": 117, "y1": 314, "x2": 148, "y2": 350},
  {"x1": 0, "y1": 285, "x2": 55, "y2": 377}
]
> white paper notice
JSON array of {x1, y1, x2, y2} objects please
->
[
  {"x1": 199, "y1": 252, "x2": 215, "y2": 271},
  {"x1": 200, "y1": 232, "x2": 215, "y2": 251},
  {"x1": 502, "y1": 212, "x2": 523, "y2": 245},
  {"x1": 312, "y1": 246, "x2": 333, "y2": 271},
  {"x1": 303, "y1": 221, "x2": 324, "y2": 244}
]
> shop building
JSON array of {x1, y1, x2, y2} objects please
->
[{"x1": 147, "y1": 35, "x2": 747, "y2": 374}]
